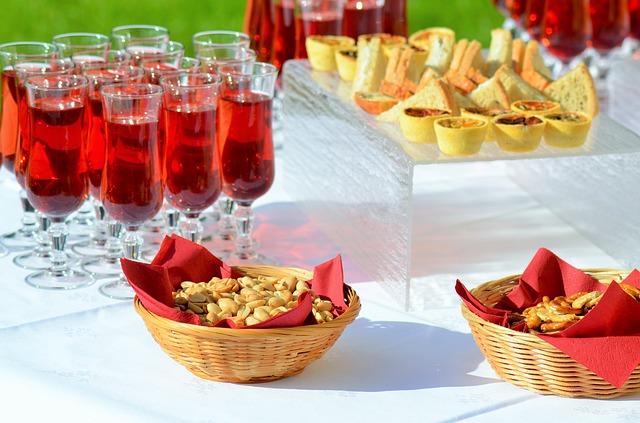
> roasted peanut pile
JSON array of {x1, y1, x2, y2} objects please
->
[
  {"x1": 510, "y1": 283, "x2": 640, "y2": 333},
  {"x1": 173, "y1": 275, "x2": 335, "y2": 327}
]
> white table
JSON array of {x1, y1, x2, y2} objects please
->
[{"x1": 1, "y1": 61, "x2": 640, "y2": 422}]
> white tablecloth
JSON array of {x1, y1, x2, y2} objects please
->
[{"x1": 2, "y1": 59, "x2": 640, "y2": 422}]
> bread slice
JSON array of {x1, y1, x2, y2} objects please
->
[
  {"x1": 416, "y1": 67, "x2": 441, "y2": 91},
  {"x1": 408, "y1": 47, "x2": 429, "y2": 83},
  {"x1": 352, "y1": 36, "x2": 387, "y2": 96},
  {"x1": 449, "y1": 39, "x2": 469, "y2": 72},
  {"x1": 454, "y1": 90, "x2": 476, "y2": 109},
  {"x1": 494, "y1": 64, "x2": 548, "y2": 102},
  {"x1": 467, "y1": 76, "x2": 509, "y2": 109},
  {"x1": 466, "y1": 67, "x2": 488, "y2": 84},
  {"x1": 522, "y1": 40, "x2": 553, "y2": 80},
  {"x1": 521, "y1": 67, "x2": 551, "y2": 91},
  {"x1": 378, "y1": 77, "x2": 459, "y2": 123},
  {"x1": 512, "y1": 38, "x2": 525, "y2": 74},
  {"x1": 543, "y1": 63, "x2": 599, "y2": 116},
  {"x1": 458, "y1": 40, "x2": 484, "y2": 76},
  {"x1": 445, "y1": 69, "x2": 477, "y2": 96},
  {"x1": 354, "y1": 91, "x2": 399, "y2": 115},
  {"x1": 424, "y1": 31, "x2": 455, "y2": 74},
  {"x1": 485, "y1": 28, "x2": 512, "y2": 77}
]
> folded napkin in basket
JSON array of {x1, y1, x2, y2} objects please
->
[
  {"x1": 122, "y1": 235, "x2": 348, "y2": 329},
  {"x1": 456, "y1": 247, "x2": 640, "y2": 388}
]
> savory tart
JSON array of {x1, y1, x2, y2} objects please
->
[
  {"x1": 493, "y1": 113, "x2": 546, "y2": 152},
  {"x1": 461, "y1": 107, "x2": 512, "y2": 141},
  {"x1": 434, "y1": 116, "x2": 487, "y2": 156},
  {"x1": 400, "y1": 107, "x2": 451, "y2": 143},
  {"x1": 306, "y1": 35, "x2": 355, "y2": 72},
  {"x1": 510, "y1": 100, "x2": 561, "y2": 116},
  {"x1": 335, "y1": 46, "x2": 358, "y2": 81},
  {"x1": 542, "y1": 111, "x2": 592, "y2": 148}
]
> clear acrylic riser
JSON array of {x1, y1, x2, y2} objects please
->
[{"x1": 282, "y1": 59, "x2": 640, "y2": 310}]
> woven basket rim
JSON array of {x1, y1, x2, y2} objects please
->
[{"x1": 133, "y1": 264, "x2": 361, "y2": 335}]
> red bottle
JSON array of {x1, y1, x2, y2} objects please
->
[
  {"x1": 383, "y1": 0, "x2": 408, "y2": 37},
  {"x1": 342, "y1": 0, "x2": 384, "y2": 39},
  {"x1": 244, "y1": 0, "x2": 275, "y2": 62},
  {"x1": 272, "y1": 0, "x2": 296, "y2": 71}
]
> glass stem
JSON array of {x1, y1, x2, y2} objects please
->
[
  {"x1": 180, "y1": 215, "x2": 203, "y2": 244},
  {"x1": 233, "y1": 204, "x2": 255, "y2": 259},
  {"x1": 47, "y1": 220, "x2": 70, "y2": 277},
  {"x1": 19, "y1": 190, "x2": 38, "y2": 237},
  {"x1": 122, "y1": 226, "x2": 143, "y2": 261},
  {"x1": 33, "y1": 212, "x2": 52, "y2": 257},
  {"x1": 218, "y1": 195, "x2": 236, "y2": 241},
  {"x1": 105, "y1": 217, "x2": 124, "y2": 264},
  {"x1": 92, "y1": 199, "x2": 108, "y2": 247},
  {"x1": 163, "y1": 206, "x2": 181, "y2": 237}
]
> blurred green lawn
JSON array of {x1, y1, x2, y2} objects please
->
[{"x1": 0, "y1": 0, "x2": 504, "y2": 55}]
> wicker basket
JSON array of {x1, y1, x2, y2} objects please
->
[
  {"x1": 134, "y1": 265, "x2": 361, "y2": 383},
  {"x1": 461, "y1": 269, "x2": 640, "y2": 398}
]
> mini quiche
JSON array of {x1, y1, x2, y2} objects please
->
[
  {"x1": 542, "y1": 111, "x2": 592, "y2": 148},
  {"x1": 335, "y1": 46, "x2": 358, "y2": 81},
  {"x1": 493, "y1": 113, "x2": 546, "y2": 153},
  {"x1": 306, "y1": 35, "x2": 355, "y2": 72},
  {"x1": 400, "y1": 107, "x2": 451, "y2": 143},
  {"x1": 434, "y1": 116, "x2": 487, "y2": 156},
  {"x1": 510, "y1": 100, "x2": 561, "y2": 116},
  {"x1": 461, "y1": 107, "x2": 512, "y2": 141}
]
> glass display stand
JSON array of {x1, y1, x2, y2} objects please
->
[{"x1": 282, "y1": 59, "x2": 640, "y2": 310}]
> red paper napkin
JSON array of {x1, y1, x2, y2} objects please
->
[
  {"x1": 122, "y1": 235, "x2": 348, "y2": 329},
  {"x1": 457, "y1": 247, "x2": 640, "y2": 388}
]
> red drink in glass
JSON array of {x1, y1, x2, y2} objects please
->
[
  {"x1": 542, "y1": 0, "x2": 591, "y2": 63},
  {"x1": 631, "y1": 0, "x2": 640, "y2": 40},
  {"x1": 164, "y1": 104, "x2": 221, "y2": 213},
  {"x1": 511, "y1": 0, "x2": 527, "y2": 22},
  {"x1": 15, "y1": 84, "x2": 29, "y2": 188},
  {"x1": 383, "y1": 0, "x2": 407, "y2": 37},
  {"x1": 101, "y1": 118, "x2": 164, "y2": 225},
  {"x1": 295, "y1": 11, "x2": 343, "y2": 58},
  {"x1": 1, "y1": 68, "x2": 19, "y2": 173},
  {"x1": 525, "y1": 0, "x2": 546, "y2": 40},
  {"x1": 342, "y1": 0, "x2": 384, "y2": 40},
  {"x1": 218, "y1": 91, "x2": 274, "y2": 204},
  {"x1": 272, "y1": 0, "x2": 296, "y2": 71},
  {"x1": 87, "y1": 96, "x2": 105, "y2": 198},
  {"x1": 26, "y1": 98, "x2": 89, "y2": 218},
  {"x1": 590, "y1": 0, "x2": 630, "y2": 53}
]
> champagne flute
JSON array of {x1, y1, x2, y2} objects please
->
[
  {"x1": 76, "y1": 63, "x2": 145, "y2": 268},
  {"x1": 588, "y1": 0, "x2": 630, "y2": 88},
  {"x1": 13, "y1": 58, "x2": 80, "y2": 270},
  {"x1": 541, "y1": 0, "x2": 592, "y2": 77},
  {"x1": 160, "y1": 72, "x2": 222, "y2": 243},
  {"x1": 217, "y1": 62, "x2": 278, "y2": 265},
  {"x1": 23, "y1": 74, "x2": 94, "y2": 290},
  {"x1": 0, "y1": 41, "x2": 58, "y2": 253},
  {"x1": 99, "y1": 83, "x2": 164, "y2": 300}
]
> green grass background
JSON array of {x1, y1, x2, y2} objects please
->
[{"x1": 0, "y1": 0, "x2": 504, "y2": 55}]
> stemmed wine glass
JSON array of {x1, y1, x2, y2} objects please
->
[
  {"x1": 588, "y1": 0, "x2": 630, "y2": 94},
  {"x1": 524, "y1": 0, "x2": 547, "y2": 41},
  {"x1": 99, "y1": 83, "x2": 164, "y2": 300},
  {"x1": 23, "y1": 74, "x2": 94, "y2": 290},
  {"x1": 0, "y1": 41, "x2": 58, "y2": 254},
  {"x1": 540, "y1": 0, "x2": 592, "y2": 77},
  {"x1": 76, "y1": 63, "x2": 145, "y2": 270},
  {"x1": 160, "y1": 72, "x2": 222, "y2": 243},
  {"x1": 13, "y1": 58, "x2": 80, "y2": 270},
  {"x1": 216, "y1": 62, "x2": 278, "y2": 265}
]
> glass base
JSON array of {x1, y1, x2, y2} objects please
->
[
  {"x1": 13, "y1": 250, "x2": 80, "y2": 271},
  {"x1": 1, "y1": 230, "x2": 37, "y2": 251},
  {"x1": 99, "y1": 276, "x2": 135, "y2": 300},
  {"x1": 71, "y1": 238, "x2": 107, "y2": 257},
  {"x1": 25, "y1": 268, "x2": 94, "y2": 290},
  {"x1": 0, "y1": 242, "x2": 9, "y2": 258},
  {"x1": 82, "y1": 256, "x2": 124, "y2": 276}
]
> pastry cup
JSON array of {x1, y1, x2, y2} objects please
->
[
  {"x1": 434, "y1": 116, "x2": 487, "y2": 156},
  {"x1": 335, "y1": 46, "x2": 358, "y2": 81},
  {"x1": 400, "y1": 107, "x2": 451, "y2": 143},
  {"x1": 306, "y1": 35, "x2": 355, "y2": 72},
  {"x1": 510, "y1": 100, "x2": 561, "y2": 116},
  {"x1": 542, "y1": 111, "x2": 592, "y2": 148},
  {"x1": 461, "y1": 107, "x2": 512, "y2": 142},
  {"x1": 493, "y1": 114, "x2": 546, "y2": 153}
]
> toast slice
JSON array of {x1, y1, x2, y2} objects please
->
[
  {"x1": 445, "y1": 69, "x2": 477, "y2": 96},
  {"x1": 467, "y1": 76, "x2": 510, "y2": 109},
  {"x1": 416, "y1": 67, "x2": 442, "y2": 91},
  {"x1": 543, "y1": 63, "x2": 599, "y2": 116},
  {"x1": 458, "y1": 40, "x2": 484, "y2": 76},
  {"x1": 424, "y1": 31, "x2": 455, "y2": 74},
  {"x1": 449, "y1": 39, "x2": 470, "y2": 72},
  {"x1": 454, "y1": 90, "x2": 476, "y2": 109},
  {"x1": 466, "y1": 67, "x2": 488, "y2": 84},
  {"x1": 378, "y1": 77, "x2": 459, "y2": 123},
  {"x1": 521, "y1": 67, "x2": 552, "y2": 91},
  {"x1": 494, "y1": 64, "x2": 548, "y2": 102},
  {"x1": 354, "y1": 91, "x2": 399, "y2": 115},
  {"x1": 380, "y1": 46, "x2": 416, "y2": 99},
  {"x1": 512, "y1": 38, "x2": 525, "y2": 74},
  {"x1": 352, "y1": 36, "x2": 387, "y2": 96},
  {"x1": 485, "y1": 28, "x2": 512, "y2": 77},
  {"x1": 522, "y1": 40, "x2": 553, "y2": 80}
]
